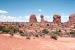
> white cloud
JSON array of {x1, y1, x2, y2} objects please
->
[
  {"x1": 0, "y1": 10, "x2": 69, "y2": 22},
  {"x1": 0, "y1": 14, "x2": 69, "y2": 22},
  {"x1": 0, "y1": 15, "x2": 26, "y2": 22},
  {"x1": 45, "y1": 16, "x2": 53, "y2": 22},
  {"x1": 61, "y1": 16, "x2": 69, "y2": 22},
  {"x1": 0, "y1": 10, "x2": 8, "y2": 14},
  {"x1": 0, "y1": 15, "x2": 50, "y2": 22}
]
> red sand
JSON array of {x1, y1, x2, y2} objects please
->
[{"x1": 0, "y1": 34, "x2": 75, "y2": 50}]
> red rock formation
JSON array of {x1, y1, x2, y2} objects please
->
[
  {"x1": 40, "y1": 15, "x2": 44, "y2": 22},
  {"x1": 40, "y1": 15, "x2": 46, "y2": 27},
  {"x1": 69, "y1": 14, "x2": 75, "y2": 24},
  {"x1": 53, "y1": 14, "x2": 61, "y2": 25},
  {"x1": 66, "y1": 13, "x2": 75, "y2": 27},
  {"x1": 29, "y1": 14, "x2": 37, "y2": 23}
]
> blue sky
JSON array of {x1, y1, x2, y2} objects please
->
[{"x1": 0, "y1": 0, "x2": 75, "y2": 22}]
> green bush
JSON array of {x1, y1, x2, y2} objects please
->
[
  {"x1": 2, "y1": 27, "x2": 10, "y2": 33},
  {"x1": 0, "y1": 26, "x2": 18, "y2": 37},
  {"x1": 8, "y1": 26, "x2": 18, "y2": 33},
  {"x1": 0, "y1": 26, "x2": 10, "y2": 33},
  {"x1": 0, "y1": 26, "x2": 4, "y2": 31}
]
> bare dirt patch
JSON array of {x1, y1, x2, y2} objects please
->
[{"x1": 0, "y1": 34, "x2": 75, "y2": 50}]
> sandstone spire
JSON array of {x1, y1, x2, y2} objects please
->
[{"x1": 40, "y1": 15, "x2": 44, "y2": 22}]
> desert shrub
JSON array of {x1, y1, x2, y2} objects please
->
[
  {"x1": 42, "y1": 29, "x2": 49, "y2": 34},
  {"x1": 8, "y1": 26, "x2": 18, "y2": 33},
  {"x1": 70, "y1": 31, "x2": 75, "y2": 34},
  {"x1": 20, "y1": 33, "x2": 27, "y2": 36},
  {"x1": 8, "y1": 26, "x2": 18, "y2": 36},
  {"x1": 70, "y1": 31, "x2": 75, "y2": 37},
  {"x1": 38, "y1": 31, "x2": 43, "y2": 37},
  {"x1": 50, "y1": 35, "x2": 57, "y2": 40},
  {"x1": 53, "y1": 31, "x2": 60, "y2": 36},
  {"x1": 33, "y1": 32, "x2": 39, "y2": 37},
  {"x1": 35, "y1": 34, "x2": 39, "y2": 37},
  {"x1": 20, "y1": 33, "x2": 25, "y2": 36},
  {"x1": 2, "y1": 27, "x2": 10, "y2": 33},
  {"x1": 26, "y1": 36, "x2": 30, "y2": 39},
  {"x1": 39, "y1": 34, "x2": 42, "y2": 37},
  {"x1": 0, "y1": 26, "x2": 20, "y2": 37},
  {"x1": 19, "y1": 30, "x2": 26, "y2": 36},
  {"x1": 58, "y1": 29, "x2": 61, "y2": 32},
  {"x1": 19, "y1": 30, "x2": 23, "y2": 33},
  {"x1": 74, "y1": 25, "x2": 75, "y2": 28},
  {"x1": 50, "y1": 31, "x2": 58, "y2": 40},
  {"x1": 0, "y1": 26, "x2": 4, "y2": 31},
  {"x1": 9, "y1": 32, "x2": 14, "y2": 37},
  {"x1": 0, "y1": 26, "x2": 10, "y2": 33}
]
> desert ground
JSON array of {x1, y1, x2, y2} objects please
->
[{"x1": 0, "y1": 34, "x2": 75, "y2": 50}]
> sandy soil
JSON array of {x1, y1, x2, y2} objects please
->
[{"x1": 0, "y1": 34, "x2": 75, "y2": 50}]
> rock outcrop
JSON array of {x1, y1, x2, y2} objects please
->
[
  {"x1": 29, "y1": 14, "x2": 37, "y2": 23},
  {"x1": 40, "y1": 15, "x2": 46, "y2": 27},
  {"x1": 53, "y1": 14, "x2": 61, "y2": 25},
  {"x1": 69, "y1": 14, "x2": 75, "y2": 24},
  {"x1": 66, "y1": 14, "x2": 75, "y2": 27}
]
